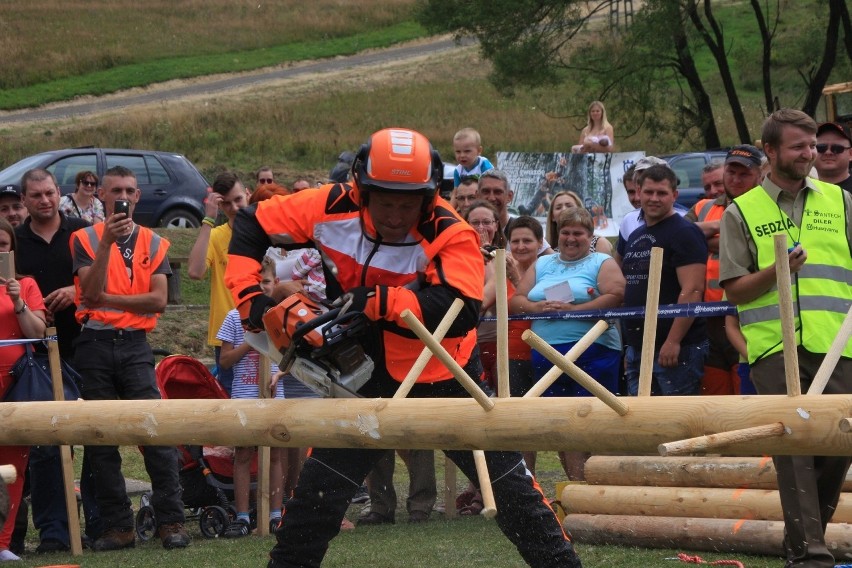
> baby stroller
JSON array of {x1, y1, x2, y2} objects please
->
[{"x1": 135, "y1": 355, "x2": 256, "y2": 540}]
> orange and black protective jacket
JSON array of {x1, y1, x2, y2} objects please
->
[
  {"x1": 226, "y1": 183, "x2": 484, "y2": 384},
  {"x1": 71, "y1": 223, "x2": 169, "y2": 332}
]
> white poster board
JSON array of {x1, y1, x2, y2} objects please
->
[{"x1": 496, "y1": 151, "x2": 645, "y2": 237}]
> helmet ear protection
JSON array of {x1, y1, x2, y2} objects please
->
[{"x1": 351, "y1": 128, "x2": 444, "y2": 212}]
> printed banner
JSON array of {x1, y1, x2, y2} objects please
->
[{"x1": 496, "y1": 151, "x2": 645, "y2": 237}]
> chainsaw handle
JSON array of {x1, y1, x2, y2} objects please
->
[{"x1": 290, "y1": 307, "x2": 343, "y2": 344}]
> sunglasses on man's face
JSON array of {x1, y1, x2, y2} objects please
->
[
  {"x1": 81, "y1": 180, "x2": 97, "y2": 187},
  {"x1": 258, "y1": 178, "x2": 273, "y2": 184},
  {"x1": 816, "y1": 143, "x2": 851, "y2": 155}
]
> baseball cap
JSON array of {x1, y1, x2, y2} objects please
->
[
  {"x1": 0, "y1": 184, "x2": 21, "y2": 199},
  {"x1": 634, "y1": 156, "x2": 669, "y2": 172},
  {"x1": 725, "y1": 145, "x2": 763, "y2": 169},
  {"x1": 817, "y1": 122, "x2": 852, "y2": 144}
]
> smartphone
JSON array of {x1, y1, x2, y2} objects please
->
[
  {"x1": 114, "y1": 199, "x2": 130, "y2": 217},
  {"x1": 0, "y1": 251, "x2": 15, "y2": 281}
]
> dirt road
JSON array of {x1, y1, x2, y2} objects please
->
[{"x1": 0, "y1": 35, "x2": 475, "y2": 127}]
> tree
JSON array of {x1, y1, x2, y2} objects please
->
[{"x1": 418, "y1": 0, "x2": 851, "y2": 149}]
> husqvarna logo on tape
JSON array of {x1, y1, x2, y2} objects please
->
[{"x1": 390, "y1": 129, "x2": 415, "y2": 155}]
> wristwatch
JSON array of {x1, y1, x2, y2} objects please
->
[{"x1": 14, "y1": 300, "x2": 27, "y2": 314}]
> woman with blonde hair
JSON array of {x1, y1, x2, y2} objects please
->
[
  {"x1": 546, "y1": 191, "x2": 612, "y2": 255},
  {"x1": 572, "y1": 100, "x2": 615, "y2": 154}
]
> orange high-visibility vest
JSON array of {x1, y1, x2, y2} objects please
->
[
  {"x1": 695, "y1": 198, "x2": 725, "y2": 302},
  {"x1": 72, "y1": 224, "x2": 169, "y2": 331}
]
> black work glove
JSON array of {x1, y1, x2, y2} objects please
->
[
  {"x1": 340, "y1": 286, "x2": 376, "y2": 317},
  {"x1": 246, "y1": 294, "x2": 277, "y2": 331}
]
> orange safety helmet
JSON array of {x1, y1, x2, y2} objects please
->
[{"x1": 352, "y1": 128, "x2": 444, "y2": 210}]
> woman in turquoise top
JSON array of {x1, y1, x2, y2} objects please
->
[{"x1": 510, "y1": 207, "x2": 624, "y2": 480}]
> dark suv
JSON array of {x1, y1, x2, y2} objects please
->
[
  {"x1": 661, "y1": 150, "x2": 728, "y2": 209},
  {"x1": 0, "y1": 147, "x2": 209, "y2": 228}
]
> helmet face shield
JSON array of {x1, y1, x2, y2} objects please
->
[{"x1": 354, "y1": 128, "x2": 443, "y2": 200}]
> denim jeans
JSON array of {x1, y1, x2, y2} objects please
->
[{"x1": 624, "y1": 340, "x2": 708, "y2": 396}]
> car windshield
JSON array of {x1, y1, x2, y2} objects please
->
[{"x1": 0, "y1": 154, "x2": 51, "y2": 186}]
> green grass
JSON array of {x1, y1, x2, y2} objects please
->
[
  {"x1": 38, "y1": 450, "x2": 784, "y2": 568},
  {"x1": 0, "y1": 21, "x2": 426, "y2": 111}
]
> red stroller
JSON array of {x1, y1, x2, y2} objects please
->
[{"x1": 135, "y1": 355, "x2": 256, "y2": 540}]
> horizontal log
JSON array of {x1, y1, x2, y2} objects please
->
[
  {"x1": 561, "y1": 484, "x2": 852, "y2": 523},
  {"x1": 2, "y1": 396, "x2": 852, "y2": 454},
  {"x1": 583, "y1": 456, "x2": 852, "y2": 491},
  {"x1": 584, "y1": 456, "x2": 779, "y2": 489},
  {"x1": 563, "y1": 514, "x2": 852, "y2": 557}
]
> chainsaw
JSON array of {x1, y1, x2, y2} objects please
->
[{"x1": 244, "y1": 292, "x2": 374, "y2": 398}]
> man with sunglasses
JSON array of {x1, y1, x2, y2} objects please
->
[{"x1": 815, "y1": 122, "x2": 852, "y2": 193}]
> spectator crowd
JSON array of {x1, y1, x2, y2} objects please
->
[{"x1": 0, "y1": 113, "x2": 850, "y2": 568}]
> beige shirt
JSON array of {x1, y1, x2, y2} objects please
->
[{"x1": 719, "y1": 175, "x2": 852, "y2": 285}]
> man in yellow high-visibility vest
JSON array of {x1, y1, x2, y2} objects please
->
[{"x1": 720, "y1": 109, "x2": 852, "y2": 568}]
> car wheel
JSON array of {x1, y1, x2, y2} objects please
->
[{"x1": 159, "y1": 209, "x2": 200, "y2": 229}]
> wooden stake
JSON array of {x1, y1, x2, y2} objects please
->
[
  {"x1": 774, "y1": 234, "x2": 801, "y2": 397},
  {"x1": 659, "y1": 422, "x2": 786, "y2": 456},
  {"x1": 257, "y1": 353, "x2": 271, "y2": 536},
  {"x1": 522, "y1": 330, "x2": 629, "y2": 416},
  {"x1": 523, "y1": 320, "x2": 609, "y2": 399},
  {"x1": 395, "y1": 300, "x2": 493, "y2": 517},
  {"x1": 46, "y1": 328, "x2": 82, "y2": 556},
  {"x1": 638, "y1": 247, "x2": 664, "y2": 397},
  {"x1": 808, "y1": 304, "x2": 852, "y2": 395},
  {"x1": 494, "y1": 249, "x2": 510, "y2": 398},
  {"x1": 400, "y1": 309, "x2": 494, "y2": 411},
  {"x1": 394, "y1": 299, "x2": 464, "y2": 399},
  {"x1": 473, "y1": 450, "x2": 497, "y2": 518},
  {"x1": 443, "y1": 454, "x2": 457, "y2": 519},
  {"x1": 0, "y1": 464, "x2": 16, "y2": 484}
]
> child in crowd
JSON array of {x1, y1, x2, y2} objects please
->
[
  {"x1": 453, "y1": 127, "x2": 494, "y2": 187},
  {"x1": 217, "y1": 257, "x2": 286, "y2": 537}
]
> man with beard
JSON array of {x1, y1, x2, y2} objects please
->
[
  {"x1": 686, "y1": 145, "x2": 763, "y2": 394},
  {"x1": 720, "y1": 109, "x2": 852, "y2": 568}
]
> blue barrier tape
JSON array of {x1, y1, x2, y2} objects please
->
[
  {"x1": 481, "y1": 301, "x2": 736, "y2": 322},
  {"x1": 0, "y1": 336, "x2": 58, "y2": 347}
]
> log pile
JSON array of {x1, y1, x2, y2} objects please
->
[{"x1": 562, "y1": 456, "x2": 852, "y2": 557}]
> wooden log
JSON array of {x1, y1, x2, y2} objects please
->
[
  {"x1": 523, "y1": 330, "x2": 629, "y2": 416},
  {"x1": 563, "y1": 514, "x2": 852, "y2": 557},
  {"x1": 638, "y1": 247, "x2": 664, "y2": 397},
  {"x1": 46, "y1": 328, "x2": 82, "y2": 556},
  {"x1": 394, "y1": 299, "x2": 464, "y2": 399},
  {"x1": 773, "y1": 234, "x2": 801, "y2": 397},
  {"x1": 560, "y1": 483, "x2": 852, "y2": 523},
  {"x1": 5, "y1": 397, "x2": 852, "y2": 454},
  {"x1": 523, "y1": 320, "x2": 609, "y2": 398},
  {"x1": 658, "y1": 422, "x2": 786, "y2": 456},
  {"x1": 808, "y1": 304, "x2": 852, "y2": 395},
  {"x1": 584, "y1": 456, "x2": 778, "y2": 489},
  {"x1": 399, "y1": 309, "x2": 494, "y2": 411},
  {"x1": 0, "y1": 465, "x2": 16, "y2": 484},
  {"x1": 583, "y1": 455, "x2": 852, "y2": 492}
]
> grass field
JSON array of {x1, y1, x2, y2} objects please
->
[
  {"x1": 16, "y1": 450, "x2": 784, "y2": 568},
  {"x1": 1, "y1": 4, "x2": 843, "y2": 566}
]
